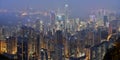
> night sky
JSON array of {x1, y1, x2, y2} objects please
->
[
  {"x1": 0, "y1": 0, "x2": 120, "y2": 17},
  {"x1": 0, "y1": 0, "x2": 120, "y2": 15}
]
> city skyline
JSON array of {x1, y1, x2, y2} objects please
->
[{"x1": 0, "y1": 0, "x2": 120, "y2": 60}]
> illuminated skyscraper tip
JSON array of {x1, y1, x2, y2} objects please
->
[
  {"x1": 65, "y1": 4, "x2": 69, "y2": 8},
  {"x1": 64, "y1": 0, "x2": 69, "y2": 8}
]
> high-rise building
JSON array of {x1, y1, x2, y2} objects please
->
[
  {"x1": 110, "y1": 20, "x2": 120, "y2": 33},
  {"x1": 35, "y1": 20, "x2": 44, "y2": 32},
  {"x1": 89, "y1": 15, "x2": 96, "y2": 22},
  {"x1": 0, "y1": 40, "x2": 7, "y2": 54},
  {"x1": 17, "y1": 36, "x2": 29, "y2": 60},
  {"x1": 6, "y1": 36, "x2": 17, "y2": 54},
  {"x1": 50, "y1": 11, "x2": 56, "y2": 27},
  {"x1": 55, "y1": 11, "x2": 66, "y2": 31},
  {"x1": 55, "y1": 30, "x2": 63, "y2": 60},
  {"x1": 17, "y1": 26, "x2": 28, "y2": 60},
  {"x1": 103, "y1": 16, "x2": 108, "y2": 27}
]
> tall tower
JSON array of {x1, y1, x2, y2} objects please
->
[
  {"x1": 55, "y1": 30, "x2": 63, "y2": 60},
  {"x1": 103, "y1": 15, "x2": 108, "y2": 27},
  {"x1": 50, "y1": 11, "x2": 56, "y2": 28},
  {"x1": 64, "y1": 0, "x2": 70, "y2": 31},
  {"x1": 17, "y1": 26, "x2": 29, "y2": 60},
  {"x1": 64, "y1": 0, "x2": 70, "y2": 59}
]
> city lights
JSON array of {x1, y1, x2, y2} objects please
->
[{"x1": 0, "y1": 0, "x2": 120, "y2": 60}]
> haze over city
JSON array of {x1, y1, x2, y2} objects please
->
[
  {"x1": 0, "y1": 0, "x2": 120, "y2": 17},
  {"x1": 0, "y1": 0, "x2": 120, "y2": 60}
]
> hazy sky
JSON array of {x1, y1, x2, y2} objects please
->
[{"x1": 0, "y1": 0, "x2": 120, "y2": 17}]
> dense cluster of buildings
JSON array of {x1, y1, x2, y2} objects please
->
[{"x1": 0, "y1": 4, "x2": 120, "y2": 60}]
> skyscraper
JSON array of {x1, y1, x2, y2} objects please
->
[
  {"x1": 17, "y1": 36, "x2": 29, "y2": 60},
  {"x1": 103, "y1": 16, "x2": 108, "y2": 27},
  {"x1": 17, "y1": 27, "x2": 29, "y2": 60},
  {"x1": 50, "y1": 11, "x2": 56, "y2": 27},
  {"x1": 6, "y1": 36, "x2": 17, "y2": 54},
  {"x1": 55, "y1": 30, "x2": 63, "y2": 60}
]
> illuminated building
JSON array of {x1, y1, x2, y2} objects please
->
[
  {"x1": 68, "y1": 35, "x2": 78, "y2": 57},
  {"x1": 55, "y1": 13, "x2": 66, "y2": 31},
  {"x1": 103, "y1": 16, "x2": 108, "y2": 27},
  {"x1": 108, "y1": 12, "x2": 117, "y2": 21},
  {"x1": 6, "y1": 36, "x2": 17, "y2": 54},
  {"x1": 109, "y1": 20, "x2": 120, "y2": 33},
  {"x1": 0, "y1": 40, "x2": 7, "y2": 54},
  {"x1": 40, "y1": 49, "x2": 48, "y2": 60},
  {"x1": 64, "y1": 1, "x2": 69, "y2": 30},
  {"x1": 17, "y1": 36, "x2": 29, "y2": 60},
  {"x1": 89, "y1": 15, "x2": 96, "y2": 22},
  {"x1": 35, "y1": 20, "x2": 44, "y2": 32},
  {"x1": 17, "y1": 26, "x2": 29, "y2": 60},
  {"x1": 35, "y1": 34, "x2": 41, "y2": 60},
  {"x1": 50, "y1": 11, "x2": 56, "y2": 29},
  {"x1": 0, "y1": 28, "x2": 6, "y2": 54},
  {"x1": 17, "y1": 26, "x2": 37, "y2": 60},
  {"x1": 40, "y1": 32, "x2": 45, "y2": 49},
  {"x1": 55, "y1": 30, "x2": 63, "y2": 60}
]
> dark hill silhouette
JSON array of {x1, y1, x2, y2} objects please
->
[{"x1": 103, "y1": 37, "x2": 120, "y2": 60}]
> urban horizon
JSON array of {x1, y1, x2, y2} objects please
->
[{"x1": 0, "y1": 0, "x2": 120, "y2": 60}]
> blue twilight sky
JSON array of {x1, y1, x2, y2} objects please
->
[{"x1": 0, "y1": 0, "x2": 120, "y2": 17}]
